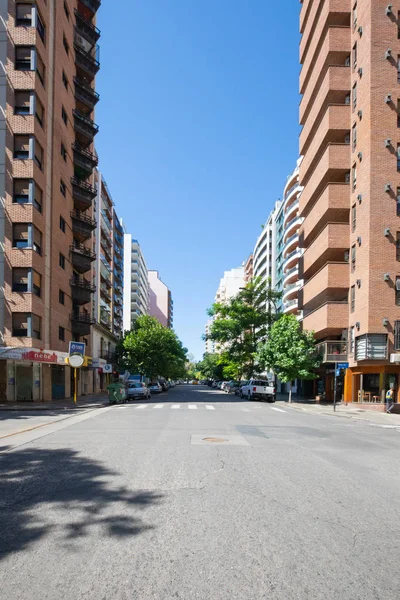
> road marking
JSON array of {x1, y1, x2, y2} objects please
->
[
  {"x1": 270, "y1": 407, "x2": 286, "y2": 413},
  {"x1": 171, "y1": 404, "x2": 180, "y2": 409},
  {"x1": 206, "y1": 405, "x2": 215, "y2": 410},
  {"x1": 188, "y1": 405, "x2": 197, "y2": 410},
  {"x1": 154, "y1": 404, "x2": 164, "y2": 409},
  {"x1": 135, "y1": 404, "x2": 148, "y2": 409}
]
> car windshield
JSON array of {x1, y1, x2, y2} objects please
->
[
  {"x1": 252, "y1": 380, "x2": 269, "y2": 386},
  {"x1": 129, "y1": 383, "x2": 141, "y2": 388}
]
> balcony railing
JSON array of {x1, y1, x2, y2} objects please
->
[
  {"x1": 72, "y1": 142, "x2": 98, "y2": 175},
  {"x1": 71, "y1": 176, "x2": 97, "y2": 205},
  {"x1": 74, "y1": 9, "x2": 100, "y2": 44},
  {"x1": 74, "y1": 44, "x2": 100, "y2": 80},
  {"x1": 70, "y1": 277, "x2": 96, "y2": 292},
  {"x1": 74, "y1": 77, "x2": 100, "y2": 112},
  {"x1": 70, "y1": 311, "x2": 95, "y2": 324},
  {"x1": 80, "y1": 0, "x2": 101, "y2": 16},
  {"x1": 70, "y1": 243, "x2": 96, "y2": 260},
  {"x1": 73, "y1": 109, "x2": 99, "y2": 146},
  {"x1": 315, "y1": 341, "x2": 348, "y2": 363}
]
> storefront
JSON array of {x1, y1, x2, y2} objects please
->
[{"x1": 344, "y1": 365, "x2": 400, "y2": 408}]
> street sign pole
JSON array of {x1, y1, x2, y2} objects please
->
[
  {"x1": 68, "y1": 354, "x2": 85, "y2": 405},
  {"x1": 333, "y1": 362, "x2": 337, "y2": 412},
  {"x1": 74, "y1": 367, "x2": 77, "y2": 405}
]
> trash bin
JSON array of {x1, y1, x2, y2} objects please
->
[{"x1": 107, "y1": 383, "x2": 126, "y2": 405}]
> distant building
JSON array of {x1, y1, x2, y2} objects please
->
[
  {"x1": 123, "y1": 237, "x2": 149, "y2": 331},
  {"x1": 215, "y1": 266, "x2": 245, "y2": 305},
  {"x1": 243, "y1": 254, "x2": 253, "y2": 283},
  {"x1": 205, "y1": 318, "x2": 215, "y2": 355},
  {"x1": 148, "y1": 271, "x2": 173, "y2": 329}
]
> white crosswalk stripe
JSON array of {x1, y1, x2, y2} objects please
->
[
  {"x1": 171, "y1": 405, "x2": 180, "y2": 409},
  {"x1": 135, "y1": 404, "x2": 148, "y2": 409},
  {"x1": 154, "y1": 404, "x2": 164, "y2": 409},
  {"x1": 270, "y1": 407, "x2": 286, "y2": 413},
  {"x1": 188, "y1": 405, "x2": 197, "y2": 410},
  {"x1": 206, "y1": 405, "x2": 215, "y2": 410}
]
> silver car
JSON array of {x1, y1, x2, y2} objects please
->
[{"x1": 127, "y1": 382, "x2": 150, "y2": 400}]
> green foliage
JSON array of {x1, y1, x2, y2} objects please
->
[
  {"x1": 206, "y1": 277, "x2": 282, "y2": 378},
  {"x1": 257, "y1": 314, "x2": 321, "y2": 383},
  {"x1": 117, "y1": 316, "x2": 187, "y2": 380},
  {"x1": 197, "y1": 353, "x2": 224, "y2": 380}
]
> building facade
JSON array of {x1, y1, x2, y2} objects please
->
[
  {"x1": 91, "y1": 171, "x2": 124, "y2": 392},
  {"x1": 204, "y1": 317, "x2": 215, "y2": 355},
  {"x1": 299, "y1": 0, "x2": 400, "y2": 406},
  {"x1": 123, "y1": 236, "x2": 149, "y2": 331},
  {"x1": 0, "y1": 0, "x2": 101, "y2": 402},
  {"x1": 243, "y1": 254, "x2": 253, "y2": 283},
  {"x1": 253, "y1": 202, "x2": 280, "y2": 290},
  {"x1": 148, "y1": 270, "x2": 173, "y2": 329}
]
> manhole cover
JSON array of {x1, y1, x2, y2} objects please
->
[{"x1": 202, "y1": 437, "x2": 227, "y2": 443}]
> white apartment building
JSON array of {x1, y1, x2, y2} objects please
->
[
  {"x1": 253, "y1": 201, "x2": 281, "y2": 289},
  {"x1": 123, "y1": 236, "x2": 150, "y2": 331},
  {"x1": 215, "y1": 266, "x2": 245, "y2": 304},
  {"x1": 205, "y1": 318, "x2": 215, "y2": 355}
]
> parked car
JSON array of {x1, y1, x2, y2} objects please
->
[
  {"x1": 222, "y1": 380, "x2": 239, "y2": 393},
  {"x1": 235, "y1": 381, "x2": 248, "y2": 396},
  {"x1": 127, "y1": 382, "x2": 151, "y2": 400},
  {"x1": 160, "y1": 381, "x2": 169, "y2": 392},
  {"x1": 149, "y1": 382, "x2": 163, "y2": 394},
  {"x1": 241, "y1": 379, "x2": 276, "y2": 402}
]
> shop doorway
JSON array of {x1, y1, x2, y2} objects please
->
[
  {"x1": 52, "y1": 365, "x2": 65, "y2": 400},
  {"x1": 16, "y1": 364, "x2": 33, "y2": 401}
]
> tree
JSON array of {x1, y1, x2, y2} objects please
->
[
  {"x1": 117, "y1": 316, "x2": 187, "y2": 380},
  {"x1": 257, "y1": 314, "x2": 322, "y2": 402},
  {"x1": 206, "y1": 277, "x2": 282, "y2": 379}
]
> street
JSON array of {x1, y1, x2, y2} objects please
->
[{"x1": 1, "y1": 385, "x2": 400, "y2": 599}]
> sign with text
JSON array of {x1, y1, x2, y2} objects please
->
[
  {"x1": 337, "y1": 362, "x2": 349, "y2": 369},
  {"x1": 69, "y1": 341, "x2": 86, "y2": 357}
]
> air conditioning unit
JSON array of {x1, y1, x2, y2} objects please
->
[{"x1": 390, "y1": 353, "x2": 400, "y2": 363}]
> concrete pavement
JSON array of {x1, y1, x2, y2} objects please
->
[{"x1": 1, "y1": 384, "x2": 400, "y2": 599}]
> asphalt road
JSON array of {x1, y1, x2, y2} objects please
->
[{"x1": 1, "y1": 384, "x2": 400, "y2": 600}]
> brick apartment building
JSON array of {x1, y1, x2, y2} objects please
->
[
  {"x1": 0, "y1": 0, "x2": 101, "y2": 402},
  {"x1": 299, "y1": 0, "x2": 400, "y2": 406}
]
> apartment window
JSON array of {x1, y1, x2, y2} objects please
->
[
  {"x1": 397, "y1": 188, "x2": 400, "y2": 217},
  {"x1": 395, "y1": 321, "x2": 400, "y2": 350},
  {"x1": 60, "y1": 216, "x2": 66, "y2": 232},
  {"x1": 352, "y1": 124, "x2": 357, "y2": 151},
  {"x1": 353, "y1": 3, "x2": 357, "y2": 29},
  {"x1": 33, "y1": 226, "x2": 42, "y2": 255},
  {"x1": 398, "y1": 145, "x2": 400, "y2": 172},
  {"x1": 35, "y1": 96, "x2": 44, "y2": 127},
  {"x1": 34, "y1": 140, "x2": 43, "y2": 170},
  {"x1": 14, "y1": 135, "x2": 30, "y2": 159},
  {"x1": 351, "y1": 203, "x2": 356, "y2": 232},
  {"x1": 13, "y1": 179, "x2": 30, "y2": 204},
  {"x1": 351, "y1": 244, "x2": 356, "y2": 272},
  {"x1": 398, "y1": 56, "x2": 400, "y2": 83},
  {"x1": 353, "y1": 42, "x2": 357, "y2": 69},
  {"x1": 16, "y1": 3, "x2": 33, "y2": 27},
  {"x1": 15, "y1": 90, "x2": 32, "y2": 115},
  {"x1": 60, "y1": 180, "x2": 66, "y2": 196},
  {"x1": 32, "y1": 270, "x2": 41, "y2": 296},
  {"x1": 15, "y1": 46, "x2": 32, "y2": 70},
  {"x1": 352, "y1": 83, "x2": 357, "y2": 110},
  {"x1": 12, "y1": 223, "x2": 29, "y2": 248},
  {"x1": 350, "y1": 285, "x2": 355, "y2": 312},
  {"x1": 34, "y1": 183, "x2": 42, "y2": 212},
  {"x1": 397, "y1": 232, "x2": 400, "y2": 261},
  {"x1": 352, "y1": 164, "x2": 357, "y2": 190},
  {"x1": 64, "y1": 1, "x2": 70, "y2": 20},
  {"x1": 12, "y1": 268, "x2": 29, "y2": 292},
  {"x1": 59, "y1": 326, "x2": 65, "y2": 341},
  {"x1": 349, "y1": 326, "x2": 355, "y2": 354},
  {"x1": 12, "y1": 313, "x2": 28, "y2": 337},
  {"x1": 398, "y1": 100, "x2": 400, "y2": 127},
  {"x1": 355, "y1": 334, "x2": 388, "y2": 361},
  {"x1": 396, "y1": 278, "x2": 400, "y2": 306},
  {"x1": 36, "y1": 11, "x2": 45, "y2": 44},
  {"x1": 59, "y1": 289, "x2": 65, "y2": 305},
  {"x1": 32, "y1": 314, "x2": 41, "y2": 339},
  {"x1": 61, "y1": 143, "x2": 67, "y2": 161},
  {"x1": 59, "y1": 253, "x2": 65, "y2": 269},
  {"x1": 62, "y1": 70, "x2": 68, "y2": 89},
  {"x1": 61, "y1": 106, "x2": 68, "y2": 125},
  {"x1": 36, "y1": 52, "x2": 45, "y2": 86},
  {"x1": 63, "y1": 35, "x2": 69, "y2": 55}
]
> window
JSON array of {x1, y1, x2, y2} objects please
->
[
  {"x1": 398, "y1": 56, "x2": 400, "y2": 83},
  {"x1": 16, "y1": 3, "x2": 33, "y2": 27},
  {"x1": 349, "y1": 326, "x2": 355, "y2": 354},
  {"x1": 353, "y1": 42, "x2": 357, "y2": 68},
  {"x1": 36, "y1": 52, "x2": 45, "y2": 86},
  {"x1": 63, "y1": 35, "x2": 69, "y2": 55},
  {"x1": 351, "y1": 204, "x2": 356, "y2": 232},
  {"x1": 60, "y1": 180, "x2": 66, "y2": 196},
  {"x1": 12, "y1": 313, "x2": 28, "y2": 337},
  {"x1": 397, "y1": 277, "x2": 400, "y2": 306},
  {"x1": 14, "y1": 135, "x2": 30, "y2": 159},
  {"x1": 35, "y1": 96, "x2": 44, "y2": 127},
  {"x1": 15, "y1": 46, "x2": 32, "y2": 70},
  {"x1": 353, "y1": 2, "x2": 357, "y2": 29},
  {"x1": 395, "y1": 321, "x2": 400, "y2": 350},
  {"x1": 36, "y1": 11, "x2": 45, "y2": 44},
  {"x1": 61, "y1": 143, "x2": 67, "y2": 161},
  {"x1": 32, "y1": 270, "x2": 41, "y2": 296},
  {"x1": 34, "y1": 140, "x2": 43, "y2": 170},
  {"x1": 59, "y1": 253, "x2": 65, "y2": 269},
  {"x1": 59, "y1": 289, "x2": 65, "y2": 304},
  {"x1": 33, "y1": 226, "x2": 42, "y2": 255},
  {"x1": 15, "y1": 90, "x2": 32, "y2": 115},
  {"x1": 350, "y1": 285, "x2": 355, "y2": 312},
  {"x1": 62, "y1": 70, "x2": 68, "y2": 89},
  {"x1": 355, "y1": 334, "x2": 388, "y2": 360},
  {"x1": 397, "y1": 233, "x2": 400, "y2": 261},
  {"x1": 60, "y1": 216, "x2": 66, "y2": 232},
  {"x1": 32, "y1": 314, "x2": 41, "y2": 339},
  {"x1": 12, "y1": 268, "x2": 29, "y2": 292},
  {"x1": 398, "y1": 12, "x2": 400, "y2": 39},
  {"x1": 352, "y1": 83, "x2": 357, "y2": 110},
  {"x1": 61, "y1": 106, "x2": 68, "y2": 125},
  {"x1": 34, "y1": 183, "x2": 42, "y2": 212},
  {"x1": 59, "y1": 326, "x2": 65, "y2": 341},
  {"x1": 13, "y1": 223, "x2": 29, "y2": 248},
  {"x1": 352, "y1": 164, "x2": 357, "y2": 190},
  {"x1": 352, "y1": 124, "x2": 357, "y2": 150},
  {"x1": 398, "y1": 145, "x2": 400, "y2": 172},
  {"x1": 398, "y1": 100, "x2": 400, "y2": 127},
  {"x1": 13, "y1": 179, "x2": 30, "y2": 204},
  {"x1": 351, "y1": 244, "x2": 356, "y2": 272},
  {"x1": 64, "y1": 1, "x2": 70, "y2": 20}
]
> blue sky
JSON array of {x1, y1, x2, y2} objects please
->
[{"x1": 95, "y1": 1, "x2": 300, "y2": 360}]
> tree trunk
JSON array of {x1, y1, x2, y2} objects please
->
[{"x1": 288, "y1": 380, "x2": 292, "y2": 403}]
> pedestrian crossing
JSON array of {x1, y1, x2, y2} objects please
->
[{"x1": 115, "y1": 403, "x2": 287, "y2": 413}]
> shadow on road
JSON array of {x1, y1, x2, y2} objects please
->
[{"x1": 0, "y1": 446, "x2": 163, "y2": 560}]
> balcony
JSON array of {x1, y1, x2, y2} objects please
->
[
  {"x1": 71, "y1": 176, "x2": 97, "y2": 210},
  {"x1": 74, "y1": 44, "x2": 100, "y2": 82},
  {"x1": 114, "y1": 269, "x2": 123, "y2": 283},
  {"x1": 74, "y1": 77, "x2": 100, "y2": 114},
  {"x1": 73, "y1": 109, "x2": 99, "y2": 147},
  {"x1": 70, "y1": 277, "x2": 96, "y2": 305},
  {"x1": 283, "y1": 298, "x2": 299, "y2": 315},
  {"x1": 282, "y1": 233, "x2": 299, "y2": 259},
  {"x1": 70, "y1": 310, "x2": 95, "y2": 336},
  {"x1": 75, "y1": 9, "x2": 100, "y2": 46},
  {"x1": 300, "y1": 66, "x2": 350, "y2": 127},
  {"x1": 100, "y1": 263, "x2": 112, "y2": 287},
  {"x1": 283, "y1": 265, "x2": 299, "y2": 287},
  {"x1": 300, "y1": 182, "x2": 350, "y2": 246},
  {"x1": 71, "y1": 209, "x2": 96, "y2": 242},
  {"x1": 79, "y1": 0, "x2": 101, "y2": 17},
  {"x1": 283, "y1": 216, "x2": 303, "y2": 243},
  {"x1": 302, "y1": 262, "x2": 349, "y2": 310},
  {"x1": 101, "y1": 350, "x2": 116, "y2": 362},
  {"x1": 73, "y1": 143, "x2": 98, "y2": 179},
  {"x1": 100, "y1": 285, "x2": 112, "y2": 302},
  {"x1": 283, "y1": 279, "x2": 303, "y2": 302},
  {"x1": 284, "y1": 198, "x2": 299, "y2": 224},
  {"x1": 302, "y1": 301, "x2": 349, "y2": 339},
  {"x1": 114, "y1": 294, "x2": 123, "y2": 306},
  {"x1": 302, "y1": 223, "x2": 349, "y2": 280},
  {"x1": 70, "y1": 243, "x2": 96, "y2": 273},
  {"x1": 283, "y1": 247, "x2": 302, "y2": 273},
  {"x1": 315, "y1": 340, "x2": 348, "y2": 364}
]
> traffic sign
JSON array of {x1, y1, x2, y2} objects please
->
[
  {"x1": 69, "y1": 341, "x2": 85, "y2": 357},
  {"x1": 335, "y1": 369, "x2": 341, "y2": 377},
  {"x1": 103, "y1": 364, "x2": 112, "y2": 373},
  {"x1": 68, "y1": 354, "x2": 84, "y2": 368},
  {"x1": 337, "y1": 362, "x2": 349, "y2": 369}
]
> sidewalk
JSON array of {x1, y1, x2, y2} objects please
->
[{"x1": 0, "y1": 393, "x2": 109, "y2": 412}]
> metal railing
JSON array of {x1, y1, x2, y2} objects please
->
[{"x1": 315, "y1": 341, "x2": 348, "y2": 363}]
